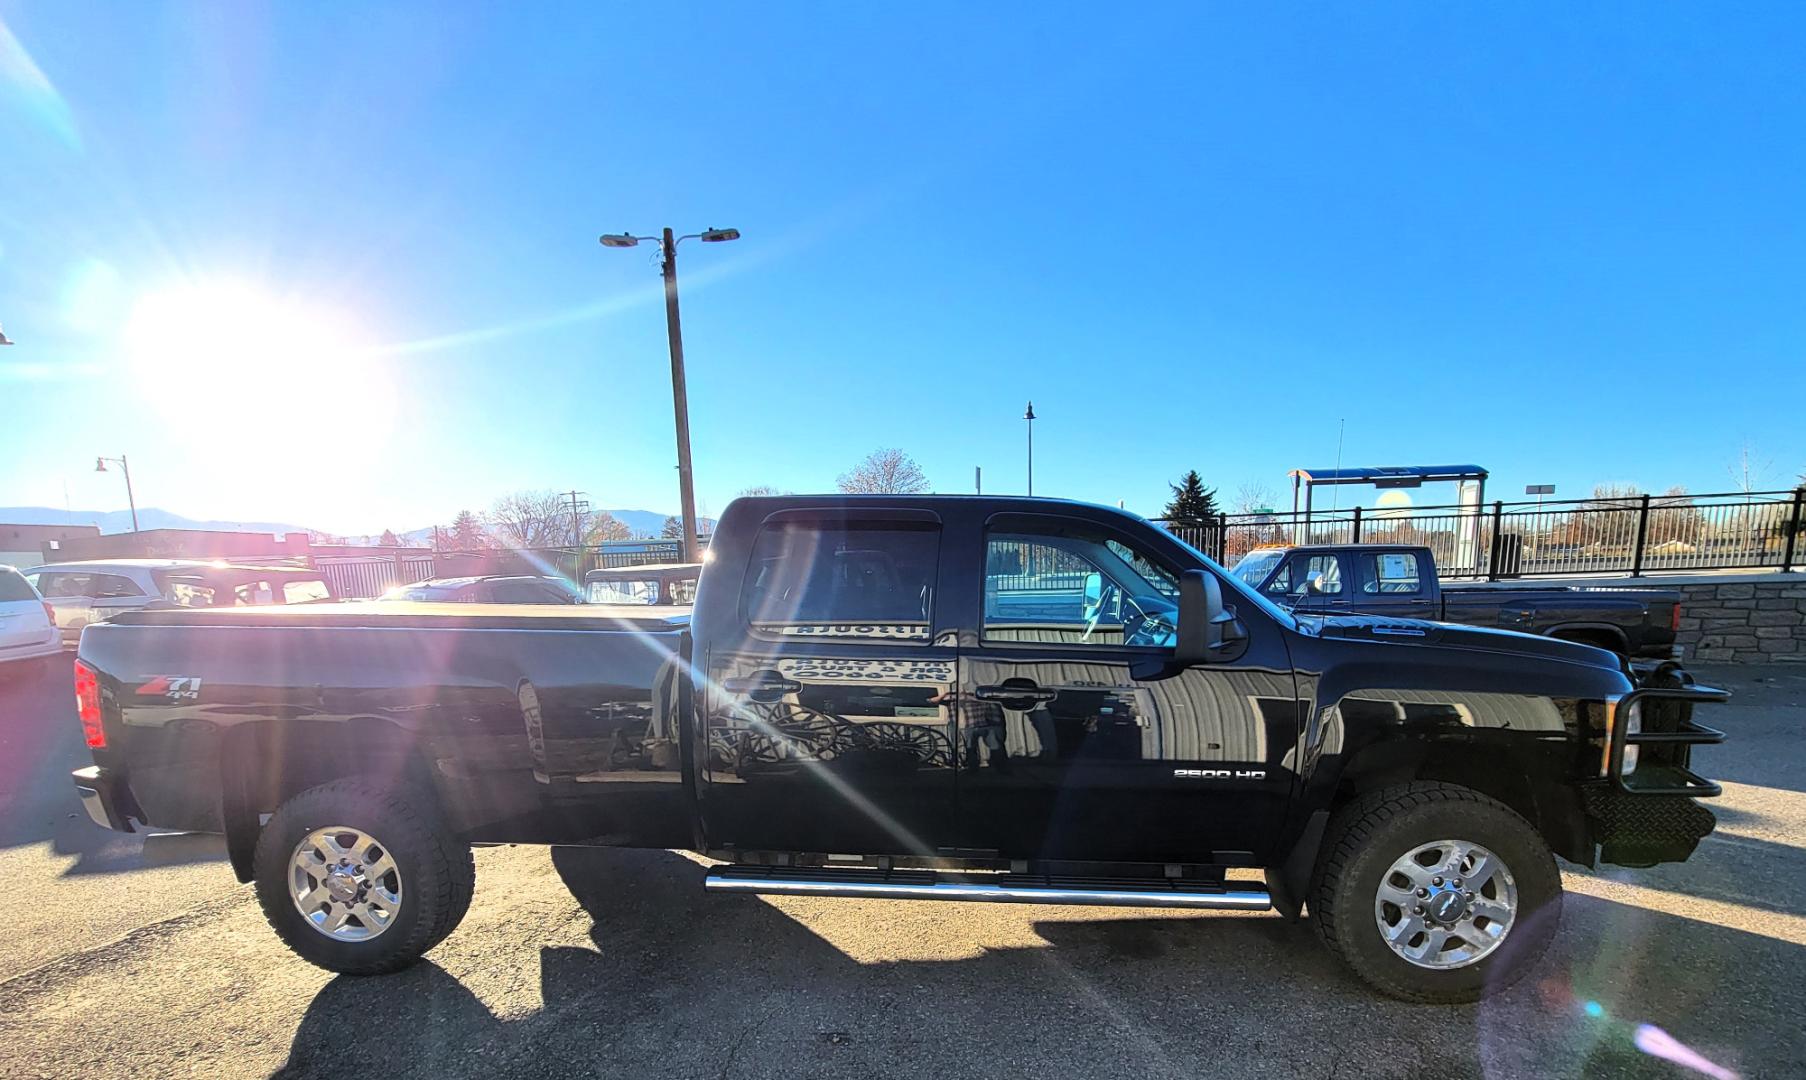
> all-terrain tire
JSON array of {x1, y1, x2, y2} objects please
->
[
  {"x1": 1311, "y1": 781, "x2": 1562, "y2": 1003},
  {"x1": 252, "y1": 778, "x2": 475, "y2": 975}
]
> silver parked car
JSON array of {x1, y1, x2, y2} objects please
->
[
  {"x1": 23, "y1": 560, "x2": 337, "y2": 645},
  {"x1": 0, "y1": 565, "x2": 62, "y2": 669}
]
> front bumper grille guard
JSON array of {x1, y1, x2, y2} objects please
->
[{"x1": 1607, "y1": 682, "x2": 1728, "y2": 797}]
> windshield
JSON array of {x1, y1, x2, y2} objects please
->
[{"x1": 1231, "y1": 550, "x2": 1285, "y2": 587}]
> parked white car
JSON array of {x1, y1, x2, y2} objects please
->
[
  {"x1": 23, "y1": 559, "x2": 337, "y2": 645},
  {"x1": 0, "y1": 565, "x2": 62, "y2": 668}
]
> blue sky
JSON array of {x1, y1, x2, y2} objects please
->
[{"x1": 2, "y1": 4, "x2": 1802, "y2": 534}]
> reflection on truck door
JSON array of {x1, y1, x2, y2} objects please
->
[
  {"x1": 702, "y1": 510, "x2": 958, "y2": 859},
  {"x1": 959, "y1": 512, "x2": 1298, "y2": 864}
]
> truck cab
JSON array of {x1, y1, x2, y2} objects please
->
[{"x1": 1234, "y1": 544, "x2": 1439, "y2": 618}]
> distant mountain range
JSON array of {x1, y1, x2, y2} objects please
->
[
  {"x1": 0, "y1": 506, "x2": 312, "y2": 536},
  {"x1": 0, "y1": 506, "x2": 701, "y2": 544}
]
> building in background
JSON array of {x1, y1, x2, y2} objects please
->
[{"x1": 0, "y1": 523, "x2": 101, "y2": 568}]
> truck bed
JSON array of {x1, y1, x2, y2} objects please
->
[{"x1": 78, "y1": 604, "x2": 695, "y2": 849}]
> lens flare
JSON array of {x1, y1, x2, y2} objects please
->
[
  {"x1": 0, "y1": 17, "x2": 80, "y2": 150},
  {"x1": 1634, "y1": 1024, "x2": 1738, "y2": 1080}
]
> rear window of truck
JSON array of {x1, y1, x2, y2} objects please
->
[{"x1": 742, "y1": 521, "x2": 939, "y2": 641}]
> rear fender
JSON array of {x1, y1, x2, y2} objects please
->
[{"x1": 219, "y1": 719, "x2": 435, "y2": 883}]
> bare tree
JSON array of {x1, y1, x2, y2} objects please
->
[
  {"x1": 735, "y1": 485, "x2": 786, "y2": 498},
  {"x1": 837, "y1": 448, "x2": 930, "y2": 494},
  {"x1": 1727, "y1": 441, "x2": 1775, "y2": 495},
  {"x1": 486, "y1": 490, "x2": 571, "y2": 548},
  {"x1": 1231, "y1": 481, "x2": 1279, "y2": 516},
  {"x1": 585, "y1": 512, "x2": 632, "y2": 544},
  {"x1": 1587, "y1": 482, "x2": 1644, "y2": 508},
  {"x1": 1648, "y1": 485, "x2": 1703, "y2": 545}
]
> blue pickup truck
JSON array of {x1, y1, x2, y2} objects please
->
[{"x1": 1230, "y1": 544, "x2": 1682, "y2": 661}]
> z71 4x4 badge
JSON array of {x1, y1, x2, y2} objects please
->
[{"x1": 134, "y1": 676, "x2": 203, "y2": 702}]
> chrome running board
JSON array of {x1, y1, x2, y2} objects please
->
[{"x1": 705, "y1": 867, "x2": 1271, "y2": 911}]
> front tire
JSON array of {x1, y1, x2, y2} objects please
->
[
  {"x1": 1311, "y1": 782, "x2": 1562, "y2": 1003},
  {"x1": 252, "y1": 778, "x2": 475, "y2": 975}
]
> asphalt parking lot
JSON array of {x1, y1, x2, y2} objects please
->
[{"x1": 0, "y1": 655, "x2": 1800, "y2": 1079}]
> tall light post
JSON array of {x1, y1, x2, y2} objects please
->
[
  {"x1": 1023, "y1": 401, "x2": 1037, "y2": 496},
  {"x1": 95, "y1": 454, "x2": 139, "y2": 532},
  {"x1": 599, "y1": 226, "x2": 740, "y2": 562}
]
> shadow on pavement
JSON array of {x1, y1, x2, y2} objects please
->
[
  {"x1": 273, "y1": 847, "x2": 1802, "y2": 1079},
  {"x1": 0, "y1": 653, "x2": 226, "y2": 874}
]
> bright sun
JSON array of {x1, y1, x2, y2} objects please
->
[{"x1": 122, "y1": 281, "x2": 396, "y2": 479}]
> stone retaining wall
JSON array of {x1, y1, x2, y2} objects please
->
[{"x1": 1672, "y1": 578, "x2": 1806, "y2": 663}]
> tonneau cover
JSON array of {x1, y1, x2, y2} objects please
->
[{"x1": 104, "y1": 600, "x2": 691, "y2": 632}]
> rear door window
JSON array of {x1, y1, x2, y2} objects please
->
[
  {"x1": 0, "y1": 569, "x2": 36, "y2": 602},
  {"x1": 38, "y1": 572, "x2": 92, "y2": 598},
  {"x1": 88, "y1": 574, "x2": 144, "y2": 598},
  {"x1": 1362, "y1": 552, "x2": 1422, "y2": 594},
  {"x1": 742, "y1": 521, "x2": 939, "y2": 641}
]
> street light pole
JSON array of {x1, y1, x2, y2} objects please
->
[
  {"x1": 1023, "y1": 401, "x2": 1036, "y2": 496},
  {"x1": 600, "y1": 225, "x2": 739, "y2": 564},
  {"x1": 659, "y1": 228, "x2": 702, "y2": 563},
  {"x1": 95, "y1": 454, "x2": 138, "y2": 532}
]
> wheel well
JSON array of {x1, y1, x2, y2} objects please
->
[
  {"x1": 1331, "y1": 743, "x2": 1592, "y2": 866},
  {"x1": 1549, "y1": 626, "x2": 1629, "y2": 657},
  {"x1": 219, "y1": 719, "x2": 434, "y2": 882}
]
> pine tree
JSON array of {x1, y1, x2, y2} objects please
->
[
  {"x1": 379, "y1": 529, "x2": 400, "y2": 546},
  {"x1": 449, "y1": 509, "x2": 487, "y2": 550},
  {"x1": 1162, "y1": 470, "x2": 1220, "y2": 525},
  {"x1": 661, "y1": 515, "x2": 684, "y2": 539}
]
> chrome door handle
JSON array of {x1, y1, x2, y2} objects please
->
[
  {"x1": 974, "y1": 684, "x2": 1059, "y2": 704},
  {"x1": 722, "y1": 672, "x2": 802, "y2": 700}
]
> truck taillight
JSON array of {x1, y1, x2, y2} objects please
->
[
  {"x1": 1671, "y1": 604, "x2": 1682, "y2": 632},
  {"x1": 43, "y1": 601, "x2": 55, "y2": 625},
  {"x1": 74, "y1": 659, "x2": 105, "y2": 749}
]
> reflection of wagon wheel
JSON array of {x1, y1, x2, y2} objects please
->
[
  {"x1": 848, "y1": 722, "x2": 951, "y2": 767},
  {"x1": 713, "y1": 702, "x2": 843, "y2": 767}
]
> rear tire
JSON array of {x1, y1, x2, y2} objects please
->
[
  {"x1": 253, "y1": 778, "x2": 474, "y2": 975},
  {"x1": 1311, "y1": 782, "x2": 1561, "y2": 1003}
]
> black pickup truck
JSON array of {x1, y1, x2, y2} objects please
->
[
  {"x1": 69, "y1": 496, "x2": 1725, "y2": 1003},
  {"x1": 1230, "y1": 544, "x2": 1683, "y2": 660}
]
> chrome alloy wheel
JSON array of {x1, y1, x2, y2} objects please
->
[
  {"x1": 289, "y1": 827, "x2": 403, "y2": 941},
  {"x1": 1374, "y1": 839, "x2": 1518, "y2": 970}
]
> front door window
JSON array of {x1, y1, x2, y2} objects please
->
[{"x1": 962, "y1": 514, "x2": 1296, "y2": 863}]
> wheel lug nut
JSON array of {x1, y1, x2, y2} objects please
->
[
  {"x1": 1413, "y1": 904, "x2": 1425, "y2": 915},
  {"x1": 1464, "y1": 891, "x2": 1475, "y2": 901},
  {"x1": 1432, "y1": 876, "x2": 1443, "y2": 886},
  {"x1": 1452, "y1": 878, "x2": 1462, "y2": 887},
  {"x1": 1417, "y1": 888, "x2": 1429, "y2": 898}
]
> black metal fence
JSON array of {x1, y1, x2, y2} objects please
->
[{"x1": 1160, "y1": 487, "x2": 1806, "y2": 581}]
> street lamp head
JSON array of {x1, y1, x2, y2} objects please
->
[
  {"x1": 598, "y1": 234, "x2": 641, "y2": 248},
  {"x1": 95, "y1": 457, "x2": 107, "y2": 473},
  {"x1": 1024, "y1": 401, "x2": 1036, "y2": 421},
  {"x1": 698, "y1": 227, "x2": 740, "y2": 243}
]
